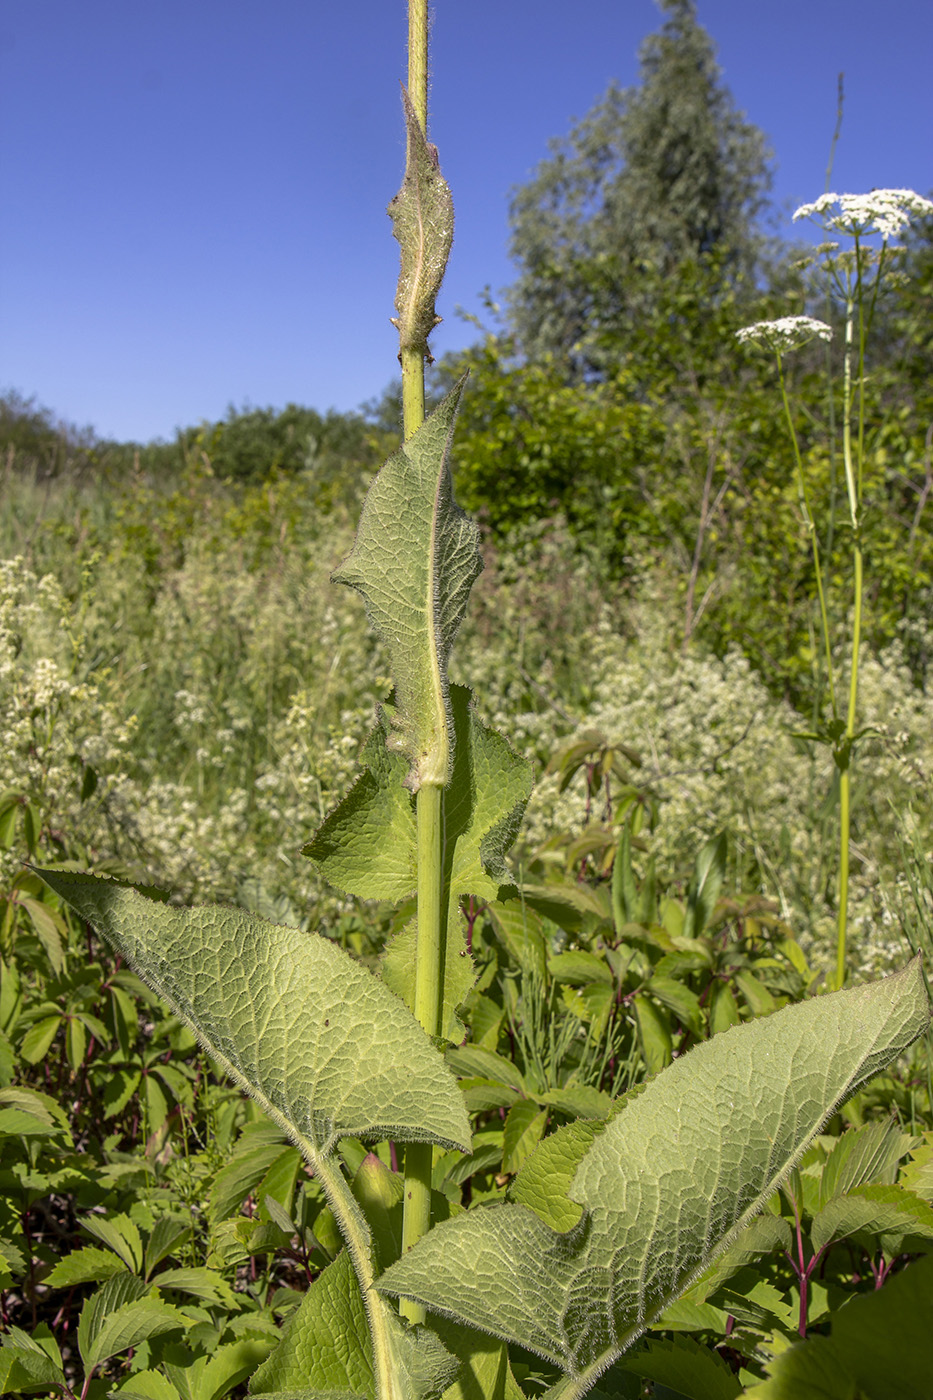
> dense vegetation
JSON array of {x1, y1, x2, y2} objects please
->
[{"x1": 3, "y1": 2, "x2": 933, "y2": 1395}]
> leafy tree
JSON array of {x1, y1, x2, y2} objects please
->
[
  {"x1": 507, "y1": 0, "x2": 772, "y2": 370},
  {"x1": 191, "y1": 402, "x2": 385, "y2": 491}
]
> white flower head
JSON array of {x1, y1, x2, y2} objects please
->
[
  {"x1": 735, "y1": 316, "x2": 833, "y2": 354},
  {"x1": 794, "y1": 189, "x2": 933, "y2": 242}
]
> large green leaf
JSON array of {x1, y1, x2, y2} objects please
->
[
  {"x1": 35, "y1": 870, "x2": 471, "y2": 1157},
  {"x1": 333, "y1": 387, "x2": 481, "y2": 791},
  {"x1": 509, "y1": 1117, "x2": 607, "y2": 1232},
  {"x1": 305, "y1": 687, "x2": 531, "y2": 1039},
  {"x1": 305, "y1": 689, "x2": 530, "y2": 904},
  {"x1": 378, "y1": 963, "x2": 928, "y2": 1382}
]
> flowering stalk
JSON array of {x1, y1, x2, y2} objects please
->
[
  {"x1": 390, "y1": 0, "x2": 454, "y2": 1324},
  {"x1": 735, "y1": 316, "x2": 837, "y2": 715},
  {"x1": 837, "y1": 280, "x2": 861, "y2": 993},
  {"x1": 737, "y1": 187, "x2": 933, "y2": 988},
  {"x1": 400, "y1": 1, "x2": 429, "y2": 441}
]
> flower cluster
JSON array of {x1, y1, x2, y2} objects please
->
[
  {"x1": 735, "y1": 315, "x2": 833, "y2": 355},
  {"x1": 794, "y1": 189, "x2": 933, "y2": 242}
]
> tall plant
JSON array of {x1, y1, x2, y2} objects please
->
[
  {"x1": 382, "y1": 0, "x2": 457, "y2": 1311},
  {"x1": 737, "y1": 188, "x2": 933, "y2": 988},
  {"x1": 22, "y1": 17, "x2": 931, "y2": 1400}
]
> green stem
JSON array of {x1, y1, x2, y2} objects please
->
[
  {"x1": 400, "y1": 0, "x2": 428, "y2": 447},
  {"x1": 398, "y1": 0, "x2": 443, "y2": 1328},
  {"x1": 313, "y1": 1152, "x2": 404, "y2": 1400},
  {"x1": 414, "y1": 781, "x2": 445, "y2": 1035},
  {"x1": 841, "y1": 294, "x2": 858, "y2": 526},
  {"x1": 401, "y1": 346, "x2": 426, "y2": 441},
  {"x1": 400, "y1": 782, "x2": 445, "y2": 1325},
  {"x1": 407, "y1": 0, "x2": 428, "y2": 135},
  {"x1": 834, "y1": 291, "x2": 863, "y2": 990},
  {"x1": 777, "y1": 356, "x2": 836, "y2": 718},
  {"x1": 836, "y1": 719, "x2": 853, "y2": 991}
]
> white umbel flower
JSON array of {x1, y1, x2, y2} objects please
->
[
  {"x1": 794, "y1": 189, "x2": 933, "y2": 242},
  {"x1": 735, "y1": 316, "x2": 833, "y2": 354}
]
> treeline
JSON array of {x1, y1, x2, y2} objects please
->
[{"x1": 0, "y1": 389, "x2": 393, "y2": 497}]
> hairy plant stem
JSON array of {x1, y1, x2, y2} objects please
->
[
  {"x1": 399, "y1": 0, "x2": 429, "y2": 449},
  {"x1": 314, "y1": 1152, "x2": 405, "y2": 1400},
  {"x1": 401, "y1": 347, "x2": 427, "y2": 441},
  {"x1": 401, "y1": 781, "x2": 445, "y2": 1324},
  {"x1": 398, "y1": 0, "x2": 441, "y2": 1329}
]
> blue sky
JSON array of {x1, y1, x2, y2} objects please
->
[{"x1": 1, "y1": 1, "x2": 930, "y2": 443}]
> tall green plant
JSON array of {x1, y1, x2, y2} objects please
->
[
  {"x1": 385, "y1": 0, "x2": 457, "y2": 1318},
  {"x1": 24, "y1": 20, "x2": 932, "y2": 1400},
  {"x1": 737, "y1": 188, "x2": 933, "y2": 988}
]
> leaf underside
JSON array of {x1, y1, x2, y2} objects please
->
[
  {"x1": 35, "y1": 870, "x2": 471, "y2": 1157},
  {"x1": 378, "y1": 962, "x2": 929, "y2": 1377},
  {"x1": 388, "y1": 85, "x2": 454, "y2": 356},
  {"x1": 332, "y1": 386, "x2": 481, "y2": 791}
]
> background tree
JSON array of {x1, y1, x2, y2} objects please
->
[{"x1": 506, "y1": 0, "x2": 773, "y2": 372}]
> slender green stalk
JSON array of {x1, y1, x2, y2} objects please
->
[
  {"x1": 401, "y1": 348, "x2": 427, "y2": 439},
  {"x1": 834, "y1": 286, "x2": 863, "y2": 990},
  {"x1": 776, "y1": 356, "x2": 837, "y2": 718},
  {"x1": 414, "y1": 782, "x2": 445, "y2": 1035},
  {"x1": 817, "y1": 78, "x2": 842, "y2": 729},
  {"x1": 401, "y1": 783, "x2": 445, "y2": 1323},
  {"x1": 407, "y1": 0, "x2": 428, "y2": 144},
  {"x1": 401, "y1": 0, "x2": 429, "y2": 446}
]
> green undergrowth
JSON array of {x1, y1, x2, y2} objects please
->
[{"x1": 2, "y1": 473, "x2": 932, "y2": 969}]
